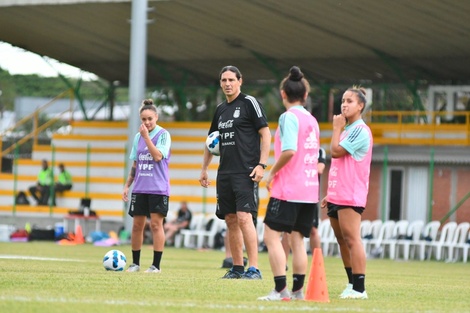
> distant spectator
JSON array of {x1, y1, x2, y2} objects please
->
[
  {"x1": 28, "y1": 159, "x2": 53, "y2": 205},
  {"x1": 164, "y1": 201, "x2": 192, "y2": 246},
  {"x1": 52, "y1": 163, "x2": 73, "y2": 206},
  {"x1": 55, "y1": 163, "x2": 73, "y2": 192}
]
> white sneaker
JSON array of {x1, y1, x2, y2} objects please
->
[
  {"x1": 144, "y1": 265, "x2": 161, "y2": 273},
  {"x1": 290, "y1": 289, "x2": 304, "y2": 300},
  {"x1": 339, "y1": 283, "x2": 353, "y2": 298},
  {"x1": 257, "y1": 289, "x2": 290, "y2": 301},
  {"x1": 342, "y1": 289, "x2": 368, "y2": 300},
  {"x1": 126, "y1": 264, "x2": 140, "y2": 272}
]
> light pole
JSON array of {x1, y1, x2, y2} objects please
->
[{"x1": 124, "y1": 0, "x2": 149, "y2": 231}]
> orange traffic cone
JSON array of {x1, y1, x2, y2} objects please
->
[
  {"x1": 74, "y1": 225, "x2": 85, "y2": 244},
  {"x1": 305, "y1": 248, "x2": 330, "y2": 302}
]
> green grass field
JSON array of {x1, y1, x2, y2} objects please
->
[{"x1": 0, "y1": 242, "x2": 469, "y2": 313}]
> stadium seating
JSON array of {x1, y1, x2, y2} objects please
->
[{"x1": 0, "y1": 121, "x2": 238, "y2": 222}]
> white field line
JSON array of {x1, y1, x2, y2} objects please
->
[
  {"x1": 0, "y1": 295, "x2": 366, "y2": 311},
  {"x1": 0, "y1": 254, "x2": 82, "y2": 262},
  {"x1": 0, "y1": 295, "x2": 436, "y2": 313}
]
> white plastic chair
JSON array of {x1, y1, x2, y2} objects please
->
[
  {"x1": 444, "y1": 222, "x2": 470, "y2": 262},
  {"x1": 196, "y1": 218, "x2": 225, "y2": 249},
  {"x1": 174, "y1": 214, "x2": 206, "y2": 248},
  {"x1": 256, "y1": 217, "x2": 265, "y2": 246},
  {"x1": 317, "y1": 219, "x2": 330, "y2": 240},
  {"x1": 359, "y1": 220, "x2": 371, "y2": 240},
  {"x1": 414, "y1": 221, "x2": 441, "y2": 261},
  {"x1": 304, "y1": 219, "x2": 324, "y2": 253},
  {"x1": 394, "y1": 220, "x2": 424, "y2": 260},
  {"x1": 319, "y1": 219, "x2": 338, "y2": 256},
  {"x1": 368, "y1": 220, "x2": 395, "y2": 258},
  {"x1": 455, "y1": 232, "x2": 470, "y2": 263},
  {"x1": 359, "y1": 220, "x2": 371, "y2": 253},
  {"x1": 424, "y1": 221, "x2": 457, "y2": 261},
  {"x1": 382, "y1": 220, "x2": 409, "y2": 259},
  {"x1": 363, "y1": 219, "x2": 383, "y2": 254}
]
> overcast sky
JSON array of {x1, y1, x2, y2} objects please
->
[{"x1": 0, "y1": 41, "x2": 97, "y2": 80}]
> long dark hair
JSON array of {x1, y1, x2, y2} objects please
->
[{"x1": 279, "y1": 66, "x2": 310, "y2": 104}]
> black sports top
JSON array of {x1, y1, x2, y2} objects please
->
[{"x1": 209, "y1": 93, "x2": 269, "y2": 174}]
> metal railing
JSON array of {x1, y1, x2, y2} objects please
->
[
  {"x1": 2, "y1": 105, "x2": 469, "y2": 169},
  {"x1": 0, "y1": 89, "x2": 75, "y2": 171},
  {"x1": 318, "y1": 110, "x2": 470, "y2": 146}
]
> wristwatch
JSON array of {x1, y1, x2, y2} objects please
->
[{"x1": 257, "y1": 163, "x2": 267, "y2": 169}]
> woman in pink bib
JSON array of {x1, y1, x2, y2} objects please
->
[
  {"x1": 321, "y1": 86, "x2": 373, "y2": 300},
  {"x1": 258, "y1": 66, "x2": 320, "y2": 301}
]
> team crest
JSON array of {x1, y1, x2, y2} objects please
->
[{"x1": 233, "y1": 107, "x2": 240, "y2": 118}]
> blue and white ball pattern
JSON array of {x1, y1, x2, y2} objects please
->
[
  {"x1": 103, "y1": 250, "x2": 127, "y2": 271},
  {"x1": 206, "y1": 131, "x2": 221, "y2": 156}
]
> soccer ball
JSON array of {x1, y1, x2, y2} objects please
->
[
  {"x1": 206, "y1": 131, "x2": 220, "y2": 156},
  {"x1": 103, "y1": 249, "x2": 127, "y2": 271}
]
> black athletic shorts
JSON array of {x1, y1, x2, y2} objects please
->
[
  {"x1": 312, "y1": 204, "x2": 320, "y2": 228},
  {"x1": 264, "y1": 197, "x2": 316, "y2": 238},
  {"x1": 326, "y1": 202, "x2": 364, "y2": 219},
  {"x1": 215, "y1": 173, "x2": 258, "y2": 220},
  {"x1": 128, "y1": 193, "x2": 169, "y2": 218}
]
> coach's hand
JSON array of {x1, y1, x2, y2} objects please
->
[
  {"x1": 249, "y1": 166, "x2": 264, "y2": 182},
  {"x1": 199, "y1": 170, "x2": 211, "y2": 188}
]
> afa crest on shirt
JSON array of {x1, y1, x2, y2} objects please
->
[{"x1": 233, "y1": 108, "x2": 240, "y2": 118}]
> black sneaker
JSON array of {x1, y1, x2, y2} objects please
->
[
  {"x1": 221, "y1": 257, "x2": 248, "y2": 268},
  {"x1": 242, "y1": 266, "x2": 262, "y2": 279},
  {"x1": 221, "y1": 268, "x2": 243, "y2": 279},
  {"x1": 221, "y1": 257, "x2": 233, "y2": 269}
]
